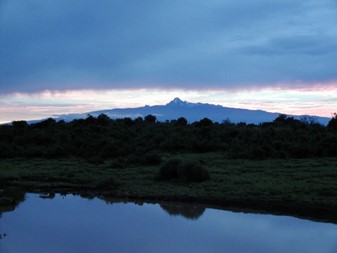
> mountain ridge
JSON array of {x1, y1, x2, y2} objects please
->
[{"x1": 55, "y1": 97, "x2": 330, "y2": 125}]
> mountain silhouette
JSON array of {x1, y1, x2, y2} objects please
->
[{"x1": 55, "y1": 98, "x2": 330, "y2": 125}]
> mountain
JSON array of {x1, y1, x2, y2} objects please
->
[{"x1": 56, "y1": 98, "x2": 330, "y2": 125}]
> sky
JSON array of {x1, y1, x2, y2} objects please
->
[{"x1": 1, "y1": 0, "x2": 337, "y2": 123}]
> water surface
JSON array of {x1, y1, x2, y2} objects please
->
[{"x1": 1, "y1": 194, "x2": 337, "y2": 253}]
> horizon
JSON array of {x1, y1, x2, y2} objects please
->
[
  {"x1": 0, "y1": 95, "x2": 333, "y2": 125},
  {"x1": 1, "y1": 1, "x2": 337, "y2": 123}
]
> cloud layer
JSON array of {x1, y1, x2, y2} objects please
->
[{"x1": 1, "y1": 0, "x2": 337, "y2": 93}]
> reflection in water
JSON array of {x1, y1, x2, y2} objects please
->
[
  {"x1": 1, "y1": 194, "x2": 337, "y2": 253},
  {"x1": 0, "y1": 188, "x2": 26, "y2": 242},
  {"x1": 160, "y1": 203, "x2": 205, "y2": 220},
  {"x1": 39, "y1": 192, "x2": 56, "y2": 199},
  {"x1": 98, "y1": 195, "x2": 205, "y2": 220},
  {"x1": 0, "y1": 188, "x2": 26, "y2": 215}
]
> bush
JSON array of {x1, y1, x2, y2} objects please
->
[
  {"x1": 158, "y1": 159, "x2": 181, "y2": 180},
  {"x1": 158, "y1": 159, "x2": 210, "y2": 182},
  {"x1": 177, "y1": 160, "x2": 210, "y2": 182}
]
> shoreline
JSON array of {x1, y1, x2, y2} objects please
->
[
  {"x1": 2, "y1": 187, "x2": 336, "y2": 224},
  {"x1": 1, "y1": 155, "x2": 337, "y2": 224}
]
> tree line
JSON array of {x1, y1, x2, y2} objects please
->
[{"x1": 0, "y1": 113, "x2": 337, "y2": 161}]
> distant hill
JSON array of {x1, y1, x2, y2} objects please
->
[{"x1": 55, "y1": 98, "x2": 330, "y2": 125}]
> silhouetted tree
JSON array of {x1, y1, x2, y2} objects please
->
[
  {"x1": 176, "y1": 117, "x2": 188, "y2": 126},
  {"x1": 83, "y1": 115, "x2": 96, "y2": 125},
  {"x1": 196, "y1": 118, "x2": 213, "y2": 127},
  {"x1": 97, "y1": 114, "x2": 110, "y2": 125},
  {"x1": 1, "y1": 114, "x2": 337, "y2": 160},
  {"x1": 144, "y1": 114, "x2": 157, "y2": 123},
  {"x1": 33, "y1": 118, "x2": 56, "y2": 128},
  {"x1": 11, "y1": 120, "x2": 28, "y2": 128},
  {"x1": 327, "y1": 113, "x2": 337, "y2": 130}
]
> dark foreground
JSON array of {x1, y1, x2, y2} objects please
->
[{"x1": 1, "y1": 153, "x2": 337, "y2": 223}]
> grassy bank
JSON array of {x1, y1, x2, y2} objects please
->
[{"x1": 1, "y1": 153, "x2": 337, "y2": 223}]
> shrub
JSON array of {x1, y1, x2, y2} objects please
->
[
  {"x1": 158, "y1": 159, "x2": 210, "y2": 182},
  {"x1": 158, "y1": 159, "x2": 181, "y2": 180},
  {"x1": 177, "y1": 160, "x2": 210, "y2": 182}
]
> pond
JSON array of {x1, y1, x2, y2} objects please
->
[{"x1": 0, "y1": 194, "x2": 337, "y2": 253}]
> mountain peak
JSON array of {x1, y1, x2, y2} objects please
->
[{"x1": 167, "y1": 97, "x2": 187, "y2": 106}]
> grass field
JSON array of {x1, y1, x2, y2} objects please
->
[{"x1": 1, "y1": 153, "x2": 337, "y2": 223}]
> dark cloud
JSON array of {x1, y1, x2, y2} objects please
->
[
  {"x1": 1, "y1": 0, "x2": 336, "y2": 93},
  {"x1": 244, "y1": 35, "x2": 337, "y2": 56}
]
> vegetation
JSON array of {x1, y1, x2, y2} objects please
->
[
  {"x1": 158, "y1": 159, "x2": 210, "y2": 182},
  {"x1": 0, "y1": 154, "x2": 337, "y2": 223},
  {"x1": 1, "y1": 114, "x2": 337, "y2": 222},
  {"x1": 0, "y1": 113, "x2": 337, "y2": 161}
]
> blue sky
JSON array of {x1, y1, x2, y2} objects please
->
[{"x1": 1, "y1": 0, "x2": 337, "y2": 122}]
